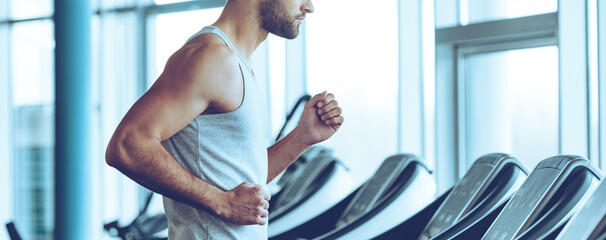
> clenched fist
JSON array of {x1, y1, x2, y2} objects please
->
[
  {"x1": 296, "y1": 91, "x2": 344, "y2": 146},
  {"x1": 213, "y1": 182, "x2": 271, "y2": 225}
]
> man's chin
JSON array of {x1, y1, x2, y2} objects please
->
[
  {"x1": 273, "y1": 30, "x2": 299, "y2": 40},
  {"x1": 283, "y1": 33, "x2": 298, "y2": 40},
  {"x1": 283, "y1": 25, "x2": 300, "y2": 39}
]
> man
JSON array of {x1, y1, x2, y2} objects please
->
[{"x1": 105, "y1": 0, "x2": 344, "y2": 239}]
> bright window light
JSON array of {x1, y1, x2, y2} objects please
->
[
  {"x1": 464, "y1": 46, "x2": 559, "y2": 169},
  {"x1": 305, "y1": 0, "x2": 399, "y2": 185},
  {"x1": 466, "y1": 0, "x2": 557, "y2": 25}
]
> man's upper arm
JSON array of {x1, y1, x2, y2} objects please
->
[{"x1": 115, "y1": 43, "x2": 240, "y2": 142}]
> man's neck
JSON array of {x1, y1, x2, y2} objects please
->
[{"x1": 212, "y1": 0, "x2": 269, "y2": 62}]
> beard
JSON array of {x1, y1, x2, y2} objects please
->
[{"x1": 258, "y1": 0, "x2": 300, "y2": 39}]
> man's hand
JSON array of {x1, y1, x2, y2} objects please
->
[
  {"x1": 214, "y1": 182, "x2": 271, "y2": 225},
  {"x1": 266, "y1": 91, "x2": 344, "y2": 183},
  {"x1": 296, "y1": 91, "x2": 344, "y2": 146}
]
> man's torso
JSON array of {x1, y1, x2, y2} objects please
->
[{"x1": 161, "y1": 26, "x2": 271, "y2": 240}]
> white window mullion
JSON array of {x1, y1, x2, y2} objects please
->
[
  {"x1": 0, "y1": 22, "x2": 13, "y2": 227},
  {"x1": 435, "y1": 43, "x2": 458, "y2": 192},
  {"x1": 456, "y1": 50, "x2": 468, "y2": 174},
  {"x1": 398, "y1": 0, "x2": 424, "y2": 158},
  {"x1": 599, "y1": 0, "x2": 606, "y2": 168},
  {"x1": 588, "y1": 0, "x2": 599, "y2": 164},
  {"x1": 0, "y1": 0, "x2": 13, "y2": 228},
  {"x1": 558, "y1": 0, "x2": 590, "y2": 157},
  {"x1": 422, "y1": 0, "x2": 437, "y2": 190}
]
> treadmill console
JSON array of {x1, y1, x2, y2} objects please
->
[
  {"x1": 419, "y1": 153, "x2": 528, "y2": 239},
  {"x1": 335, "y1": 154, "x2": 418, "y2": 227},
  {"x1": 483, "y1": 155, "x2": 603, "y2": 240}
]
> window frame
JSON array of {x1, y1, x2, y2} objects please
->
[
  {"x1": 435, "y1": 0, "x2": 599, "y2": 185},
  {"x1": 455, "y1": 37, "x2": 558, "y2": 171},
  {"x1": 435, "y1": 13, "x2": 560, "y2": 183}
]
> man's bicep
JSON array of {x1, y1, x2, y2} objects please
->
[
  {"x1": 117, "y1": 44, "x2": 237, "y2": 142},
  {"x1": 129, "y1": 75, "x2": 212, "y2": 141}
]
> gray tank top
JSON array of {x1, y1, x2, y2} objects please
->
[{"x1": 161, "y1": 26, "x2": 271, "y2": 240}]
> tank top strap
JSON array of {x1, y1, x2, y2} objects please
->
[{"x1": 186, "y1": 26, "x2": 255, "y2": 78}]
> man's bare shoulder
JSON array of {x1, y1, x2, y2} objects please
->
[
  {"x1": 164, "y1": 34, "x2": 240, "y2": 81},
  {"x1": 157, "y1": 33, "x2": 244, "y2": 113}
]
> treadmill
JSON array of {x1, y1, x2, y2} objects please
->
[
  {"x1": 554, "y1": 176, "x2": 606, "y2": 240},
  {"x1": 376, "y1": 153, "x2": 529, "y2": 240},
  {"x1": 268, "y1": 146, "x2": 333, "y2": 197},
  {"x1": 270, "y1": 153, "x2": 437, "y2": 240},
  {"x1": 419, "y1": 153, "x2": 529, "y2": 240},
  {"x1": 268, "y1": 152, "x2": 353, "y2": 238},
  {"x1": 481, "y1": 155, "x2": 603, "y2": 240}
]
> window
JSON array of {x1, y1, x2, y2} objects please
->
[
  {"x1": 460, "y1": 45, "x2": 559, "y2": 170},
  {"x1": 305, "y1": 0, "x2": 399, "y2": 185},
  {"x1": 2, "y1": 0, "x2": 56, "y2": 238},
  {"x1": 436, "y1": 0, "x2": 598, "y2": 186},
  {"x1": 11, "y1": 20, "x2": 55, "y2": 106},
  {"x1": 10, "y1": 19, "x2": 55, "y2": 240}
]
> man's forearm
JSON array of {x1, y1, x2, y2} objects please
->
[
  {"x1": 106, "y1": 136, "x2": 224, "y2": 214},
  {"x1": 267, "y1": 127, "x2": 311, "y2": 183}
]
